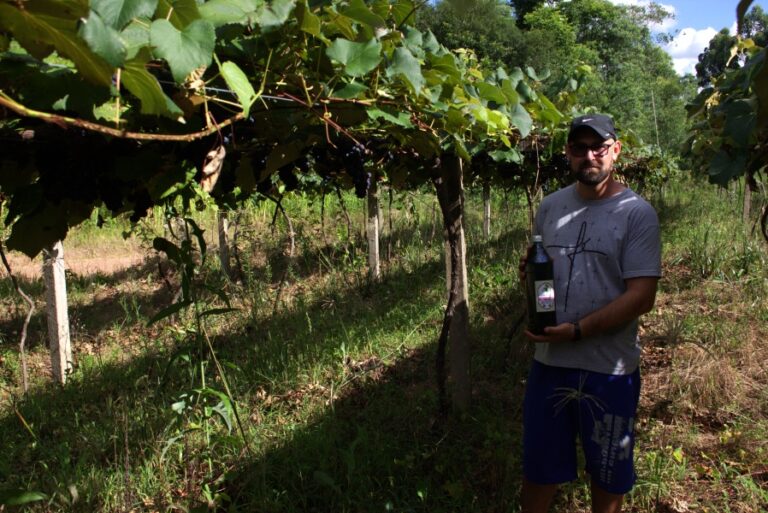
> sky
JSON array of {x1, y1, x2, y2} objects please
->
[{"x1": 610, "y1": 0, "x2": 768, "y2": 75}]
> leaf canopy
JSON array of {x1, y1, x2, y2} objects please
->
[{"x1": 0, "y1": 0, "x2": 558, "y2": 256}]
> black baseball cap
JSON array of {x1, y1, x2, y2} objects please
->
[{"x1": 568, "y1": 114, "x2": 617, "y2": 141}]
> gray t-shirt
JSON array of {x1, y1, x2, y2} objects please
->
[{"x1": 533, "y1": 184, "x2": 661, "y2": 375}]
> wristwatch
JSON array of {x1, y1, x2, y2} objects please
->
[{"x1": 572, "y1": 321, "x2": 582, "y2": 341}]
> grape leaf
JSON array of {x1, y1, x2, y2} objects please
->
[
  {"x1": 333, "y1": 81, "x2": 369, "y2": 99},
  {"x1": 428, "y1": 53, "x2": 461, "y2": 81},
  {"x1": 0, "y1": 4, "x2": 113, "y2": 86},
  {"x1": 255, "y1": 0, "x2": 296, "y2": 29},
  {"x1": 122, "y1": 53, "x2": 184, "y2": 118},
  {"x1": 219, "y1": 60, "x2": 257, "y2": 116},
  {"x1": 341, "y1": 0, "x2": 385, "y2": 29},
  {"x1": 297, "y1": 1, "x2": 321, "y2": 36},
  {"x1": 390, "y1": 0, "x2": 416, "y2": 26},
  {"x1": 154, "y1": 0, "x2": 201, "y2": 29},
  {"x1": 366, "y1": 107, "x2": 412, "y2": 127},
  {"x1": 326, "y1": 38, "x2": 382, "y2": 77},
  {"x1": 500, "y1": 79, "x2": 520, "y2": 106},
  {"x1": 6, "y1": 203, "x2": 70, "y2": 258},
  {"x1": 510, "y1": 102, "x2": 532, "y2": 137},
  {"x1": 91, "y1": 0, "x2": 158, "y2": 29},
  {"x1": 709, "y1": 149, "x2": 747, "y2": 185},
  {"x1": 150, "y1": 19, "x2": 215, "y2": 83},
  {"x1": 78, "y1": 10, "x2": 127, "y2": 67},
  {"x1": 489, "y1": 148, "x2": 522, "y2": 164},
  {"x1": 198, "y1": 0, "x2": 259, "y2": 27},
  {"x1": 721, "y1": 99, "x2": 757, "y2": 148},
  {"x1": 387, "y1": 47, "x2": 423, "y2": 93},
  {"x1": 422, "y1": 29, "x2": 442, "y2": 54},
  {"x1": 402, "y1": 27, "x2": 424, "y2": 58},
  {"x1": 515, "y1": 80, "x2": 536, "y2": 103},
  {"x1": 475, "y1": 83, "x2": 507, "y2": 105},
  {"x1": 121, "y1": 20, "x2": 151, "y2": 60}
]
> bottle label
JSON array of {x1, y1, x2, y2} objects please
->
[{"x1": 534, "y1": 280, "x2": 555, "y2": 312}]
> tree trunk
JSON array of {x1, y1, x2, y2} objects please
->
[
  {"x1": 42, "y1": 241, "x2": 72, "y2": 384},
  {"x1": 367, "y1": 180, "x2": 381, "y2": 280},
  {"x1": 218, "y1": 210, "x2": 234, "y2": 281},
  {"x1": 432, "y1": 154, "x2": 471, "y2": 413},
  {"x1": 483, "y1": 181, "x2": 491, "y2": 239}
]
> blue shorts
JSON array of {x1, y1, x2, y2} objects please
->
[{"x1": 522, "y1": 360, "x2": 641, "y2": 495}]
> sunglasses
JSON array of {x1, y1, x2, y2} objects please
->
[{"x1": 568, "y1": 141, "x2": 615, "y2": 158}]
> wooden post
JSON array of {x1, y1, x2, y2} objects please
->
[
  {"x1": 367, "y1": 180, "x2": 381, "y2": 280},
  {"x1": 483, "y1": 181, "x2": 491, "y2": 239},
  {"x1": 42, "y1": 241, "x2": 72, "y2": 383},
  {"x1": 218, "y1": 210, "x2": 234, "y2": 281},
  {"x1": 743, "y1": 176, "x2": 752, "y2": 225}
]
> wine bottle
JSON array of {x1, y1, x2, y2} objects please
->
[{"x1": 526, "y1": 235, "x2": 557, "y2": 334}]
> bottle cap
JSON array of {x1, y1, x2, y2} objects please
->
[{"x1": 532, "y1": 234, "x2": 543, "y2": 243}]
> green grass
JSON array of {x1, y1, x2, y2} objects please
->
[{"x1": 0, "y1": 178, "x2": 766, "y2": 512}]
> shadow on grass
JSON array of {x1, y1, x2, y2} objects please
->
[
  {"x1": 247, "y1": 221, "x2": 447, "y2": 286},
  {"x1": 224, "y1": 340, "x2": 532, "y2": 513},
  {"x1": 0, "y1": 256, "x2": 174, "y2": 350},
  {"x1": 0, "y1": 227, "x2": 532, "y2": 512}
]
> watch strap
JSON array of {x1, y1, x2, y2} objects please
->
[{"x1": 572, "y1": 321, "x2": 582, "y2": 341}]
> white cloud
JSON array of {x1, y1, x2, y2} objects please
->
[
  {"x1": 603, "y1": 0, "x2": 740, "y2": 76},
  {"x1": 663, "y1": 27, "x2": 719, "y2": 75}
]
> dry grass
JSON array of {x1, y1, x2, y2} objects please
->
[
  {"x1": 633, "y1": 255, "x2": 768, "y2": 512},
  {"x1": 645, "y1": 278, "x2": 768, "y2": 418}
]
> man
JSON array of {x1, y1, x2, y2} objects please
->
[{"x1": 519, "y1": 114, "x2": 661, "y2": 513}]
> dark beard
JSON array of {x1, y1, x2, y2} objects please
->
[{"x1": 574, "y1": 165, "x2": 609, "y2": 186}]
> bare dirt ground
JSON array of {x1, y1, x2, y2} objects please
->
[{"x1": 3, "y1": 244, "x2": 149, "y2": 280}]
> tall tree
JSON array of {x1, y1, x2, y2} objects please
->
[
  {"x1": 420, "y1": 0, "x2": 694, "y2": 151},
  {"x1": 509, "y1": 0, "x2": 547, "y2": 27},
  {"x1": 519, "y1": 6, "x2": 597, "y2": 100},
  {"x1": 520, "y1": 0, "x2": 691, "y2": 151},
  {"x1": 416, "y1": 0, "x2": 525, "y2": 70},
  {"x1": 695, "y1": 29, "x2": 741, "y2": 87},
  {"x1": 696, "y1": 6, "x2": 768, "y2": 87}
]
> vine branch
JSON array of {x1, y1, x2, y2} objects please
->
[
  {"x1": 264, "y1": 194, "x2": 295, "y2": 315},
  {"x1": 0, "y1": 92, "x2": 245, "y2": 142},
  {"x1": 0, "y1": 239, "x2": 34, "y2": 393}
]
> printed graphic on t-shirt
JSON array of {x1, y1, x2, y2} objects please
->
[{"x1": 548, "y1": 221, "x2": 606, "y2": 312}]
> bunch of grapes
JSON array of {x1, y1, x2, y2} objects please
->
[{"x1": 340, "y1": 142, "x2": 370, "y2": 198}]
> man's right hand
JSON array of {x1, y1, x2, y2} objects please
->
[{"x1": 524, "y1": 323, "x2": 577, "y2": 343}]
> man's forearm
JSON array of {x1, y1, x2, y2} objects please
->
[{"x1": 579, "y1": 277, "x2": 658, "y2": 339}]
